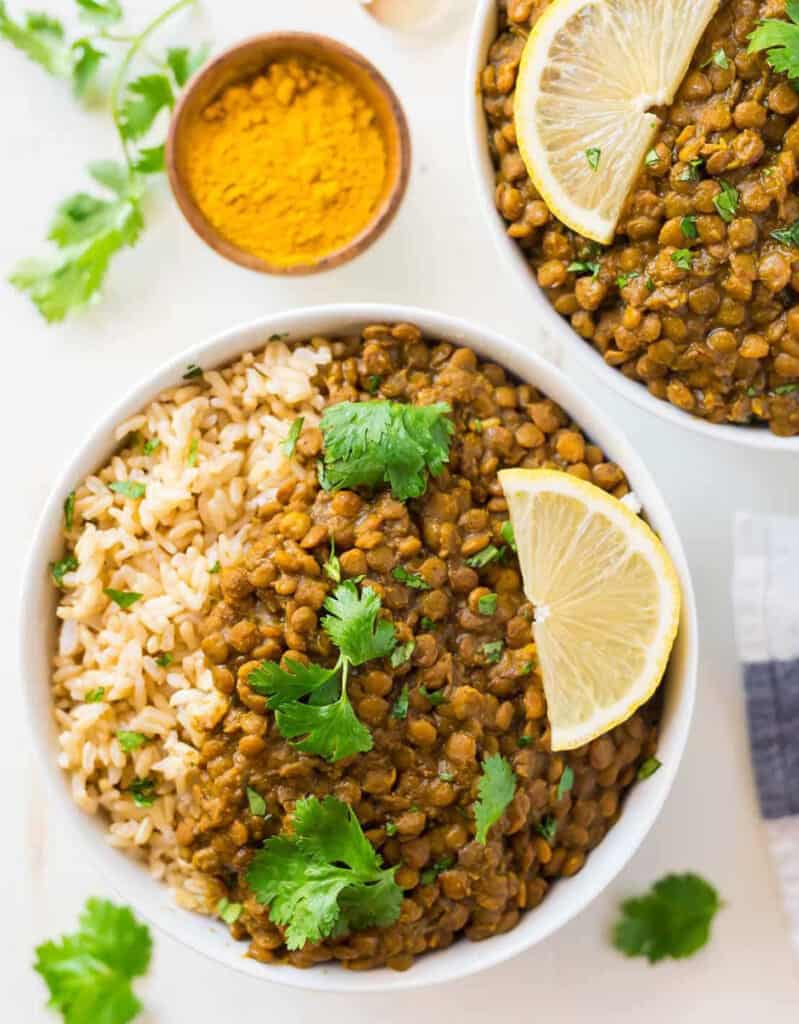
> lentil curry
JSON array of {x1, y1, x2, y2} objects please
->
[
  {"x1": 173, "y1": 324, "x2": 662, "y2": 971},
  {"x1": 483, "y1": 0, "x2": 799, "y2": 436}
]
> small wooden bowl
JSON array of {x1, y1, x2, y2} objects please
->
[{"x1": 166, "y1": 33, "x2": 412, "y2": 275}]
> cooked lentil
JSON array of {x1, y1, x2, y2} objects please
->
[
  {"x1": 176, "y1": 323, "x2": 662, "y2": 970},
  {"x1": 483, "y1": 0, "x2": 799, "y2": 436}
]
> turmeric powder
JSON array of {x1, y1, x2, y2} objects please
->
[{"x1": 182, "y1": 56, "x2": 388, "y2": 269}]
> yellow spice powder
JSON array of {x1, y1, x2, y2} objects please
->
[{"x1": 183, "y1": 56, "x2": 388, "y2": 268}]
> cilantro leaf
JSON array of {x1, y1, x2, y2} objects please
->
[
  {"x1": 324, "y1": 540, "x2": 341, "y2": 583},
  {"x1": 749, "y1": 3, "x2": 799, "y2": 80},
  {"x1": 319, "y1": 400, "x2": 454, "y2": 502},
  {"x1": 392, "y1": 565, "x2": 430, "y2": 590},
  {"x1": 143, "y1": 437, "x2": 161, "y2": 455},
  {"x1": 247, "y1": 786, "x2": 267, "y2": 816},
  {"x1": 637, "y1": 756, "x2": 662, "y2": 780},
  {"x1": 322, "y1": 581, "x2": 396, "y2": 667},
  {"x1": 217, "y1": 898, "x2": 242, "y2": 925},
  {"x1": 281, "y1": 416, "x2": 304, "y2": 458},
  {"x1": 483, "y1": 640, "x2": 504, "y2": 664},
  {"x1": 420, "y1": 856, "x2": 455, "y2": 885},
  {"x1": 104, "y1": 588, "x2": 143, "y2": 609},
  {"x1": 536, "y1": 815, "x2": 557, "y2": 843},
  {"x1": 645, "y1": 149, "x2": 660, "y2": 168},
  {"x1": 51, "y1": 555, "x2": 78, "y2": 587},
  {"x1": 713, "y1": 180, "x2": 739, "y2": 223},
  {"x1": 500, "y1": 520, "x2": 516, "y2": 551},
  {"x1": 617, "y1": 271, "x2": 640, "y2": 288},
  {"x1": 118, "y1": 73, "x2": 174, "y2": 140},
  {"x1": 0, "y1": 4, "x2": 72, "y2": 77},
  {"x1": 771, "y1": 218, "x2": 799, "y2": 247},
  {"x1": 154, "y1": 652, "x2": 171, "y2": 668},
  {"x1": 71, "y1": 37, "x2": 105, "y2": 94},
  {"x1": 568, "y1": 260, "x2": 600, "y2": 278},
  {"x1": 473, "y1": 754, "x2": 516, "y2": 844},
  {"x1": 10, "y1": 179, "x2": 143, "y2": 322},
  {"x1": 109, "y1": 480, "x2": 146, "y2": 499},
  {"x1": 75, "y1": 0, "x2": 122, "y2": 26},
  {"x1": 85, "y1": 686, "x2": 105, "y2": 702},
  {"x1": 64, "y1": 491, "x2": 76, "y2": 530},
  {"x1": 391, "y1": 684, "x2": 409, "y2": 719},
  {"x1": 679, "y1": 158, "x2": 704, "y2": 182},
  {"x1": 671, "y1": 249, "x2": 694, "y2": 271},
  {"x1": 612, "y1": 873, "x2": 722, "y2": 963},
  {"x1": 466, "y1": 544, "x2": 504, "y2": 568},
  {"x1": 557, "y1": 764, "x2": 574, "y2": 799},
  {"x1": 246, "y1": 796, "x2": 402, "y2": 950},
  {"x1": 681, "y1": 215, "x2": 698, "y2": 240},
  {"x1": 585, "y1": 147, "x2": 601, "y2": 171},
  {"x1": 166, "y1": 43, "x2": 209, "y2": 86},
  {"x1": 247, "y1": 659, "x2": 337, "y2": 707},
  {"x1": 478, "y1": 592, "x2": 497, "y2": 615},
  {"x1": 276, "y1": 696, "x2": 373, "y2": 761},
  {"x1": 390, "y1": 640, "x2": 415, "y2": 668},
  {"x1": 34, "y1": 897, "x2": 151, "y2": 1024},
  {"x1": 418, "y1": 685, "x2": 445, "y2": 706},
  {"x1": 132, "y1": 144, "x2": 165, "y2": 174},
  {"x1": 117, "y1": 731, "x2": 146, "y2": 752},
  {"x1": 127, "y1": 777, "x2": 154, "y2": 806}
]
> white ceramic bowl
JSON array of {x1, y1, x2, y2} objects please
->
[
  {"x1": 21, "y1": 304, "x2": 697, "y2": 992},
  {"x1": 466, "y1": 0, "x2": 798, "y2": 452}
]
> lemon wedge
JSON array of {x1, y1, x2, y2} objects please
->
[
  {"x1": 499, "y1": 469, "x2": 680, "y2": 750},
  {"x1": 513, "y1": 0, "x2": 721, "y2": 243}
]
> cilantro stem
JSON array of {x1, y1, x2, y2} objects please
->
[{"x1": 110, "y1": 0, "x2": 196, "y2": 167}]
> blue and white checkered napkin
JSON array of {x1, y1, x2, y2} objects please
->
[{"x1": 733, "y1": 513, "x2": 799, "y2": 956}]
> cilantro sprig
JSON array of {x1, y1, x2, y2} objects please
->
[
  {"x1": 319, "y1": 400, "x2": 454, "y2": 502},
  {"x1": 612, "y1": 873, "x2": 722, "y2": 963},
  {"x1": 34, "y1": 897, "x2": 152, "y2": 1024},
  {"x1": 473, "y1": 754, "x2": 516, "y2": 844},
  {"x1": 248, "y1": 580, "x2": 396, "y2": 762},
  {"x1": 4, "y1": 0, "x2": 208, "y2": 322},
  {"x1": 246, "y1": 796, "x2": 402, "y2": 951},
  {"x1": 749, "y1": 1, "x2": 799, "y2": 80}
]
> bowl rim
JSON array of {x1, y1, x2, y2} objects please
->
[
  {"x1": 465, "y1": 0, "x2": 798, "y2": 452},
  {"x1": 20, "y1": 303, "x2": 698, "y2": 992},
  {"x1": 165, "y1": 31, "x2": 412, "y2": 276}
]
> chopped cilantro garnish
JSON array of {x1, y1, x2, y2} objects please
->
[
  {"x1": 478, "y1": 592, "x2": 498, "y2": 615},
  {"x1": 536, "y1": 815, "x2": 557, "y2": 843},
  {"x1": 117, "y1": 731, "x2": 146, "y2": 753},
  {"x1": 186, "y1": 437, "x2": 198, "y2": 467},
  {"x1": 63, "y1": 490, "x2": 75, "y2": 531},
  {"x1": 109, "y1": 480, "x2": 146, "y2": 499},
  {"x1": 637, "y1": 756, "x2": 663, "y2": 780},
  {"x1": 366, "y1": 375, "x2": 381, "y2": 394},
  {"x1": 104, "y1": 588, "x2": 142, "y2": 609},
  {"x1": 324, "y1": 539, "x2": 342, "y2": 583},
  {"x1": 319, "y1": 400, "x2": 454, "y2": 502},
  {"x1": 51, "y1": 555, "x2": 78, "y2": 587},
  {"x1": 420, "y1": 856, "x2": 455, "y2": 885},
  {"x1": 645, "y1": 277, "x2": 656, "y2": 292},
  {"x1": 556, "y1": 765, "x2": 575, "y2": 799},
  {"x1": 127, "y1": 777, "x2": 155, "y2": 807},
  {"x1": 281, "y1": 416, "x2": 304, "y2": 458},
  {"x1": 466, "y1": 544, "x2": 504, "y2": 568},
  {"x1": 771, "y1": 218, "x2": 799, "y2": 247},
  {"x1": 245, "y1": 796, "x2": 402, "y2": 950},
  {"x1": 703, "y1": 48, "x2": 729, "y2": 69},
  {"x1": 568, "y1": 260, "x2": 600, "y2": 278},
  {"x1": 617, "y1": 271, "x2": 640, "y2": 289},
  {"x1": 500, "y1": 520, "x2": 516, "y2": 551},
  {"x1": 774, "y1": 383, "x2": 799, "y2": 395},
  {"x1": 217, "y1": 898, "x2": 243, "y2": 925},
  {"x1": 391, "y1": 684, "x2": 409, "y2": 719},
  {"x1": 392, "y1": 565, "x2": 431, "y2": 590},
  {"x1": 418, "y1": 685, "x2": 446, "y2": 706},
  {"x1": 671, "y1": 249, "x2": 694, "y2": 271},
  {"x1": 438, "y1": 770, "x2": 455, "y2": 783},
  {"x1": 155, "y1": 652, "x2": 172, "y2": 668},
  {"x1": 585, "y1": 147, "x2": 601, "y2": 171},
  {"x1": 390, "y1": 640, "x2": 415, "y2": 668},
  {"x1": 679, "y1": 158, "x2": 704, "y2": 182},
  {"x1": 483, "y1": 640, "x2": 504, "y2": 664},
  {"x1": 34, "y1": 898, "x2": 152, "y2": 1024},
  {"x1": 182, "y1": 363, "x2": 202, "y2": 379},
  {"x1": 680, "y1": 215, "x2": 698, "y2": 240},
  {"x1": 143, "y1": 437, "x2": 161, "y2": 455},
  {"x1": 268, "y1": 332, "x2": 289, "y2": 341},
  {"x1": 247, "y1": 786, "x2": 267, "y2": 816},
  {"x1": 517, "y1": 735, "x2": 533, "y2": 748},
  {"x1": 645, "y1": 148, "x2": 660, "y2": 168},
  {"x1": 714, "y1": 179, "x2": 739, "y2": 223},
  {"x1": 419, "y1": 616, "x2": 437, "y2": 631},
  {"x1": 209, "y1": 560, "x2": 221, "y2": 574},
  {"x1": 385, "y1": 820, "x2": 398, "y2": 837},
  {"x1": 473, "y1": 755, "x2": 516, "y2": 844},
  {"x1": 85, "y1": 686, "x2": 105, "y2": 703},
  {"x1": 612, "y1": 873, "x2": 722, "y2": 963}
]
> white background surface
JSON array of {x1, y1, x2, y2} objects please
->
[{"x1": 2, "y1": 0, "x2": 798, "y2": 1018}]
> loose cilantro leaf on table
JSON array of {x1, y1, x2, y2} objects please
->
[
  {"x1": 165, "y1": 42, "x2": 208, "y2": 86},
  {"x1": 247, "y1": 581, "x2": 396, "y2": 762},
  {"x1": 612, "y1": 873, "x2": 722, "y2": 963},
  {"x1": 4, "y1": 0, "x2": 207, "y2": 321},
  {"x1": 319, "y1": 400, "x2": 454, "y2": 501},
  {"x1": 246, "y1": 796, "x2": 402, "y2": 951},
  {"x1": 749, "y1": 1, "x2": 799, "y2": 80},
  {"x1": 34, "y1": 897, "x2": 152, "y2": 1024},
  {"x1": 473, "y1": 754, "x2": 516, "y2": 844}
]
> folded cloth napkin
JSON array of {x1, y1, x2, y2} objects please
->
[{"x1": 733, "y1": 512, "x2": 799, "y2": 956}]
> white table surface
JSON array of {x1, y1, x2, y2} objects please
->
[{"x1": 3, "y1": 0, "x2": 799, "y2": 1018}]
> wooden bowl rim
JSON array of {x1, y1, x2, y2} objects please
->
[{"x1": 165, "y1": 31, "x2": 412, "y2": 276}]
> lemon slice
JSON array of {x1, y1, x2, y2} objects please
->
[
  {"x1": 514, "y1": 0, "x2": 721, "y2": 243},
  {"x1": 499, "y1": 469, "x2": 680, "y2": 750}
]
